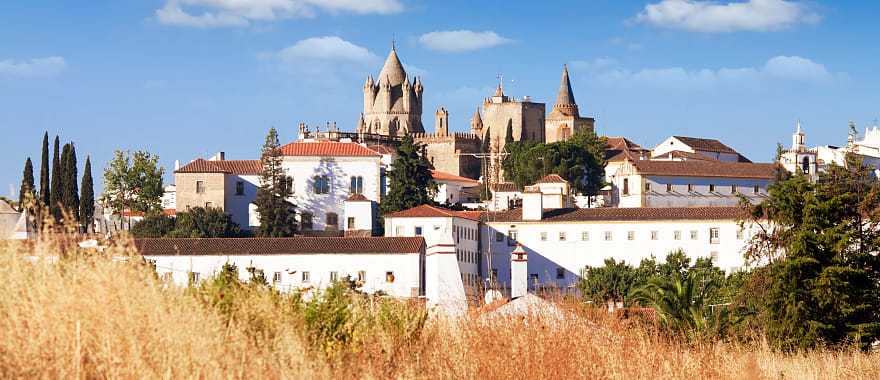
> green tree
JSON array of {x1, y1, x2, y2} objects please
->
[
  {"x1": 170, "y1": 207, "x2": 242, "y2": 238},
  {"x1": 80, "y1": 156, "x2": 95, "y2": 232},
  {"x1": 504, "y1": 122, "x2": 514, "y2": 145},
  {"x1": 579, "y1": 258, "x2": 640, "y2": 306},
  {"x1": 102, "y1": 150, "x2": 165, "y2": 230},
  {"x1": 380, "y1": 135, "x2": 437, "y2": 214},
  {"x1": 253, "y1": 127, "x2": 297, "y2": 237},
  {"x1": 38, "y1": 132, "x2": 50, "y2": 210},
  {"x1": 744, "y1": 155, "x2": 880, "y2": 351},
  {"x1": 18, "y1": 158, "x2": 35, "y2": 212},
  {"x1": 50, "y1": 136, "x2": 62, "y2": 221},
  {"x1": 60, "y1": 143, "x2": 80, "y2": 222},
  {"x1": 630, "y1": 276, "x2": 738, "y2": 339},
  {"x1": 479, "y1": 127, "x2": 492, "y2": 200},
  {"x1": 130, "y1": 212, "x2": 176, "y2": 238}
]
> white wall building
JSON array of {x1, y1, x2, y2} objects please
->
[
  {"x1": 651, "y1": 136, "x2": 750, "y2": 163},
  {"x1": 781, "y1": 121, "x2": 880, "y2": 180},
  {"x1": 431, "y1": 170, "x2": 479, "y2": 205}
]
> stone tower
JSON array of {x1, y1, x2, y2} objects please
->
[
  {"x1": 480, "y1": 82, "x2": 545, "y2": 154},
  {"x1": 544, "y1": 64, "x2": 594, "y2": 143},
  {"x1": 358, "y1": 44, "x2": 424, "y2": 136},
  {"x1": 435, "y1": 107, "x2": 449, "y2": 136},
  {"x1": 469, "y1": 107, "x2": 483, "y2": 134}
]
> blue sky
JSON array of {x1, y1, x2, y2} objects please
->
[{"x1": 2, "y1": 0, "x2": 879, "y2": 197}]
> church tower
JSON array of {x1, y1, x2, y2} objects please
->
[
  {"x1": 544, "y1": 64, "x2": 595, "y2": 143},
  {"x1": 358, "y1": 44, "x2": 424, "y2": 136}
]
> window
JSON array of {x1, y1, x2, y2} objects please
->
[
  {"x1": 559, "y1": 232, "x2": 567, "y2": 241},
  {"x1": 189, "y1": 272, "x2": 200, "y2": 283},
  {"x1": 287, "y1": 176, "x2": 294, "y2": 193},
  {"x1": 710, "y1": 228, "x2": 720, "y2": 244},
  {"x1": 495, "y1": 231, "x2": 504, "y2": 242},
  {"x1": 350, "y1": 176, "x2": 363, "y2": 194},
  {"x1": 380, "y1": 169, "x2": 387, "y2": 197},
  {"x1": 627, "y1": 231, "x2": 635, "y2": 241},
  {"x1": 731, "y1": 185, "x2": 738, "y2": 194},
  {"x1": 347, "y1": 217, "x2": 355, "y2": 229},
  {"x1": 753, "y1": 185, "x2": 760, "y2": 194},
  {"x1": 687, "y1": 184, "x2": 694, "y2": 192},
  {"x1": 205, "y1": 202, "x2": 213, "y2": 208},
  {"x1": 273, "y1": 272, "x2": 282, "y2": 283},
  {"x1": 674, "y1": 230, "x2": 682, "y2": 240},
  {"x1": 414, "y1": 226, "x2": 423, "y2": 236},
  {"x1": 651, "y1": 231, "x2": 658, "y2": 240},
  {"x1": 736, "y1": 228, "x2": 744, "y2": 240},
  {"x1": 301, "y1": 212, "x2": 313, "y2": 230},
  {"x1": 235, "y1": 181, "x2": 244, "y2": 196},
  {"x1": 690, "y1": 230, "x2": 698, "y2": 240},
  {"x1": 326, "y1": 213, "x2": 338, "y2": 228},
  {"x1": 385, "y1": 271, "x2": 395, "y2": 283},
  {"x1": 395, "y1": 226, "x2": 403, "y2": 236},
  {"x1": 581, "y1": 231, "x2": 589, "y2": 241},
  {"x1": 622, "y1": 178, "x2": 630, "y2": 195},
  {"x1": 196, "y1": 180, "x2": 205, "y2": 194},
  {"x1": 507, "y1": 230, "x2": 518, "y2": 246},
  {"x1": 709, "y1": 184, "x2": 716, "y2": 192},
  {"x1": 540, "y1": 232, "x2": 547, "y2": 241},
  {"x1": 357, "y1": 270, "x2": 366, "y2": 282},
  {"x1": 666, "y1": 183, "x2": 673, "y2": 192},
  {"x1": 302, "y1": 271, "x2": 310, "y2": 282},
  {"x1": 330, "y1": 271, "x2": 338, "y2": 282},
  {"x1": 645, "y1": 182, "x2": 651, "y2": 192},
  {"x1": 313, "y1": 175, "x2": 330, "y2": 194},
  {"x1": 556, "y1": 267, "x2": 565, "y2": 279},
  {"x1": 801, "y1": 156, "x2": 810, "y2": 174},
  {"x1": 604, "y1": 231, "x2": 612, "y2": 241}
]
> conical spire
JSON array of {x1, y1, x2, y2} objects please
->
[
  {"x1": 550, "y1": 64, "x2": 579, "y2": 117},
  {"x1": 470, "y1": 107, "x2": 483, "y2": 131},
  {"x1": 378, "y1": 45, "x2": 407, "y2": 87}
]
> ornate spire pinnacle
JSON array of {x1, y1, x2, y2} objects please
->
[
  {"x1": 378, "y1": 45, "x2": 407, "y2": 87},
  {"x1": 550, "y1": 64, "x2": 579, "y2": 117}
]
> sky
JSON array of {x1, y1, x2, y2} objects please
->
[{"x1": 2, "y1": 0, "x2": 879, "y2": 197}]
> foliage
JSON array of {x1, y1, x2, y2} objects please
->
[
  {"x1": 18, "y1": 158, "x2": 35, "y2": 212},
  {"x1": 38, "y1": 132, "x2": 50, "y2": 209},
  {"x1": 254, "y1": 127, "x2": 297, "y2": 237},
  {"x1": 743, "y1": 155, "x2": 880, "y2": 351},
  {"x1": 380, "y1": 135, "x2": 437, "y2": 214},
  {"x1": 630, "y1": 276, "x2": 740, "y2": 340},
  {"x1": 502, "y1": 130, "x2": 607, "y2": 198},
  {"x1": 50, "y1": 136, "x2": 62, "y2": 221},
  {"x1": 101, "y1": 150, "x2": 165, "y2": 227},
  {"x1": 131, "y1": 207, "x2": 243, "y2": 238},
  {"x1": 80, "y1": 157, "x2": 95, "y2": 232},
  {"x1": 60, "y1": 143, "x2": 80, "y2": 222},
  {"x1": 130, "y1": 213, "x2": 177, "y2": 238}
]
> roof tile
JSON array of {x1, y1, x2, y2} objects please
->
[
  {"x1": 176, "y1": 159, "x2": 261, "y2": 175},
  {"x1": 135, "y1": 237, "x2": 424, "y2": 256},
  {"x1": 384, "y1": 204, "x2": 482, "y2": 221},
  {"x1": 631, "y1": 160, "x2": 777, "y2": 179},
  {"x1": 280, "y1": 141, "x2": 381, "y2": 157},
  {"x1": 485, "y1": 206, "x2": 747, "y2": 223}
]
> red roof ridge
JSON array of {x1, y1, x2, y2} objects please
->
[
  {"x1": 280, "y1": 141, "x2": 381, "y2": 157},
  {"x1": 385, "y1": 204, "x2": 482, "y2": 221},
  {"x1": 431, "y1": 170, "x2": 479, "y2": 185},
  {"x1": 176, "y1": 159, "x2": 261, "y2": 175}
]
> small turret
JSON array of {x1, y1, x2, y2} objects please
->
[
  {"x1": 363, "y1": 75, "x2": 376, "y2": 114},
  {"x1": 357, "y1": 114, "x2": 366, "y2": 133},
  {"x1": 470, "y1": 107, "x2": 483, "y2": 132},
  {"x1": 792, "y1": 120, "x2": 805, "y2": 152},
  {"x1": 380, "y1": 75, "x2": 392, "y2": 112},
  {"x1": 402, "y1": 76, "x2": 411, "y2": 110},
  {"x1": 435, "y1": 107, "x2": 449, "y2": 136}
]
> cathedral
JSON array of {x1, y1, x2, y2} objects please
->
[{"x1": 357, "y1": 45, "x2": 425, "y2": 136}]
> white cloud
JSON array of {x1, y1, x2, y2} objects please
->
[
  {"x1": 156, "y1": 0, "x2": 403, "y2": 28},
  {"x1": 634, "y1": 0, "x2": 820, "y2": 33},
  {"x1": 276, "y1": 36, "x2": 377, "y2": 63},
  {"x1": 418, "y1": 30, "x2": 512, "y2": 52},
  {"x1": 570, "y1": 55, "x2": 837, "y2": 90},
  {"x1": 265, "y1": 36, "x2": 378, "y2": 86},
  {"x1": 0, "y1": 56, "x2": 67, "y2": 79}
]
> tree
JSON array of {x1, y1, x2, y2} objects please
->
[
  {"x1": 578, "y1": 258, "x2": 640, "y2": 307},
  {"x1": 39, "y1": 132, "x2": 50, "y2": 209},
  {"x1": 50, "y1": 135, "x2": 62, "y2": 221},
  {"x1": 380, "y1": 135, "x2": 437, "y2": 214},
  {"x1": 19, "y1": 158, "x2": 35, "y2": 212},
  {"x1": 504, "y1": 122, "x2": 514, "y2": 145},
  {"x1": 170, "y1": 207, "x2": 242, "y2": 238},
  {"x1": 102, "y1": 150, "x2": 165, "y2": 230},
  {"x1": 253, "y1": 128, "x2": 297, "y2": 237},
  {"x1": 130, "y1": 213, "x2": 176, "y2": 238},
  {"x1": 80, "y1": 156, "x2": 95, "y2": 233},
  {"x1": 630, "y1": 276, "x2": 738, "y2": 340},
  {"x1": 744, "y1": 155, "x2": 880, "y2": 351},
  {"x1": 479, "y1": 127, "x2": 492, "y2": 200},
  {"x1": 60, "y1": 143, "x2": 80, "y2": 222}
]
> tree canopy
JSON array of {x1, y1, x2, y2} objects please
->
[
  {"x1": 131, "y1": 207, "x2": 243, "y2": 238},
  {"x1": 380, "y1": 135, "x2": 437, "y2": 214},
  {"x1": 503, "y1": 130, "x2": 607, "y2": 198},
  {"x1": 253, "y1": 127, "x2": 297, "y2": 237},
  {"x1": 102, "y1": 150, "x2": 165, "y2": 229}
]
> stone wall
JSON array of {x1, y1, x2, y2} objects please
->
[
  {"x1": 175, "y1": 172, "x2": 227, "y2": 212},
  {"x1": 414, "y1": 132, "x2": 482, "y2": 179}
]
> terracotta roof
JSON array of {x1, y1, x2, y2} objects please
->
[
  {"x1": 280, "y1": 141, "x2": 381, "y2": 157},
  {"x1": 673, "y1": 136, "x2": 738, "y2": 154},
  {"x1": 605, "y1": 136, "x2": 649, "y2": 161},
  {"x1": 432, "y1": 170, "x2": 479, "y2": 186},
  {"x1": 346, "y1": 194, "x2": 370, "y2": 202},
  {"x1": 484, "y1": 206, "x2": 747, "y2": 223},
  {"x1": 384, "y1": 204, "x2": 482, "y2": 221},
  {"x1": 176, "y1": 159, "x2": 261, "y2": 175},
  {"x1": 605, "y1": 136, "x2": 646, "y2": 152},
  {"x1": 491, "y1": 182, "x2": 521, "y2": 193},
  {"x1": 653, "y1": 150, "x2": 719, "y2": 161},
  {"x1": 631, "y1": 160, "x2": 776, "y2": 179},
  {"x1": 134, "y1": 237, "x2": 424, "y2": 256},
  {"x1": 534, "y1": 174, "x2": 568, "y2": 184},
  {"x1": 367, "y1": 144, "x2": 396, "y2": 155}
]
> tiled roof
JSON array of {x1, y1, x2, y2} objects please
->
[
  {"x1": 367, "y1": 144, "x2": 396, "y2": 155},
  {"x1": 134, "y1": 237, "x2": 424, "y2": 256},
  {"x1": 605, "y1": 136, "x2": 645, "y2": 152},
  {"x1": 491, "y1": 182, "x2": 521, "y2": 192},
  {"x1": 631, "y1": 160, "x2": 777, "y2": 179},
  {"x1": 535, "y1": 174, "x2": 568, "y2": 184},
  {"x1": 484, "y1": 206, "x2": 747, "y2": 223},
  {"x1": 346, "y1": 194, "x2": 370, "y2": 202},
  {"x1": 605, "y1": 136, "x2": 649, "y2": 161},
  {"x1": 432, "y1": 170, "x2": 479, "y2": 186},
  {"x1": 673, "y1": 136, "x2": 738, "y2": 154},
  {"x1": 176, "y1": 159, "x2": 261, "y2": 175},
  {"x1": 384, "y1": 204, "x2": 482, "y2": 221},
  {"x1": 653, "y1": 150, "x2": 719, "y2": 161},
  {"x1": 280, "y1": 141, "x2": 380, "y2": 157}
]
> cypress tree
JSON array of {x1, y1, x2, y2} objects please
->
[
  {"x1": 80, "y1": 156, "x2": 95, "y2": 233},
  {"x1": 50, "y1": 136, "x2": 62, "y2": 221},
  {"x1": 380, "y1": 135, "x2": 437, "y2": 214},
  {"x1": 39, "y1": 132, "x2": 50, "y2": 208},
  {"x1": 19, "y1": 158, "x2": 35, "y2": 212},
  {"x1": 64, "y1": 143, "x2": 80, "y2": 221},
  {"x1": 504, "y1": 122, "x2": 514, "y2": 145},
  {"x1": 254, "y1": 128, "x2": 297, "y2": 237}
]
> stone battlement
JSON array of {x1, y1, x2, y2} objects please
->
[{"x1": 412, "y1": 132, "x2": 481, "y2": 143}]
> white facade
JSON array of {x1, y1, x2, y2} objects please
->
[
  {"x1": 226, "y1": 174, "x2": 260, "y2": 230},
  {"x1": 781, "y1": 122, "x2": 880, "y2": 180},
  {"x1": 652, "y1": 136, "x2": 742, "y2": 162},
  {"x1": 161, "y1": 185, "x2": 176, "y2": 211},
  {"x1": 432, "y1": 170, "x2": 480, "y2": 205}
]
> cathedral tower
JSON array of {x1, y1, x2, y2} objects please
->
[
  {"x1": 358, "y1": 44, "x2": 424, "y2": 136},
  {"x1": 544, "y1": 65, "x2": 595, "y2": 143}
]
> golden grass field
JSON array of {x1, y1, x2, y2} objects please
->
[{"x1": 1, "y1": 237, "x2": 877, "y2": 379}]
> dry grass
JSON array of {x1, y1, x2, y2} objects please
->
[{"x1": 0, "y1": 237, "x2": 877, "y2": 379}]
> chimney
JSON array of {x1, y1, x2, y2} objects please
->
[
  {"x1": 522, "y1": 190, "x2": 543, "y2": 221},
  {"x1": 174, "y1": 160, "x2": 180, "y2": 171},
  {"x1": 510, "y1": 244, "x2": 528, "y2": 299}
]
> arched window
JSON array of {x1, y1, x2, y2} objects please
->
[
  {"x1": 801, "y1": 156, "x2": 810, "y2": 174},
  {"x1": 350, "y1": 176, "x2": 363, "y2": 194},
  {"x1": 326, "y1": 213, "x2": 339, "y2": 229}
]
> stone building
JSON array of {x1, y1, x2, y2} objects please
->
[
  {"x1": 413, "y1": 107, "x2": 482, "y2": 179},
  {"x1": 544, "y1": 65, "x2": 595, "y2": 143},
  {"x1": 472, "y1": 83, "x2": 545, "y2": 154},
  {"x1": 357, "y1": 45, "x2": 424, "y2": 136}
]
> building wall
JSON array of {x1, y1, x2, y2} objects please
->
[
  {"x1": 147, "y1": 253, "x2": 423, "y2": 298},
  {"x1": 613, "y1": 173, "x2": 769, "y2": 208},
  {"x1": 544, "y1": 116, "x2": 594, "y2": 143},
  {"x1": 483, "y1": 218, "x2": 754, "y2": 290},
  {"x1": 175, "y1": 172, "x2": 226, "y2": 212},
  {"x1": 481, "y1": 101, "x2": 545, "y2": 153},
  {"x1": 652, "y1": 137, "x2": 740, "y2": 162},
  {"x1": 415, "y1": 133, "x2": 481, "y2": 179},
  {"x1": 223, "y1": 174, "x2": 260, "y2": 230}
]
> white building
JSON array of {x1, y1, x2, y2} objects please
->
[
  {"x1": 780, "y1": 121, "x2": 880, "y2": 180},
  {"x1": 0, "y1": 200, "x2": 31, "y2": 240},
  {"x1": 652, "y1": 136, "x2": 751, "y2": 163},
  {"x1": 431, "y1": 170, "x2": 480, "y2": 205},
  {"x1": 160, "y1": 184, "x2": 176, "y2": 212}
]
